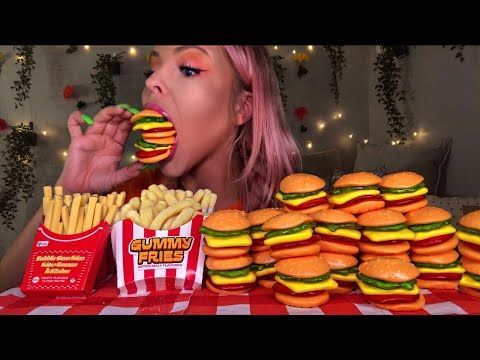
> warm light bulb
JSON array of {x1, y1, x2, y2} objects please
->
[
  {"x1": 129, "y1": 47, "x2": 137, "y2": 56},
  {"x1": 392, "y1": 141, "x2": 396, "y2": 146},
  {"x1": 306, "y1": 141, "x2": 312, "y2": 149},
  {"x1": 349, "y1": 133, "x2": 353, "y2": 139},
  {"x1": 84, "y1": 45, "x2": 90, "y2": 50},
  {"x1": 413, "y1": 131, "x2": 418, "y2": 137},
  {"x1": 396, "y1": 140, "x2": 401, "y2": 144},
  {"x1": 364, "y1": 139, "x2": 369, "y2": 144},
  {"x1": 338, "y1": 113, "x2": 343, "y2": 118},
  {"x1": 42, "y1": 130, "x2": 47, "y2": 136},
  {"x1": 308, "y1": 45, "x2": 314, "y2": 51},
  {"x1": 131, "y1": 155, "x2": 136, "y2": 160},
  {"x1": 274, "y1": 46, "x2": 278, "y2": 50},
  {"x1": 292, "y1": 49, "x2": 296, "y2": 54},
  {"x1": 62, "y1": 151, "x2": 68, "y2": 157},
  {"x1": 317, "y1": 121, "x2": 325, "y2": 130}
]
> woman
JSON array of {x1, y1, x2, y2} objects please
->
[{"x1": 0, "y1": 46, "x2": 301, "y2": 291}]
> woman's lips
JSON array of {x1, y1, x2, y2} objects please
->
[
  {"x1": 167, "y1": 142, "x2": 177, "y2": 161},
  {"x1": 144, "y1": 102, "x2": 171, "y2": 119}
]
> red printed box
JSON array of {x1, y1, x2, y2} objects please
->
[
  {"x1": 20, "y1": 221, "x2": 111, "y2": 297},
  {"x1": 111, "y1": 214, "x2": 206, "y2": 296}
]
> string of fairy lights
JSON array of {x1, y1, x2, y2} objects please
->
[
  {"x1": 34, "y1": 45, "x2": 424, "y2": 163},
  {"x1": 272, "y1": 45, "x2": 424, "y2": 151}
]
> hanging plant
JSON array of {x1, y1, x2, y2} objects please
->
[
  {"x1": 10, "y1": 45, "x2": 36, "y2": 109},
  {"x1": 443, "y1": 45, "x2": 465, "y2": 62},
  {"x1": 90, "y1": 53, "x2": 118, "y2": 108},
  {"x1": 293, "y1": 52, "x2": 309, "y2": 77},
  {"x1": 0, "y1": 123, "x2": 37, "y2": 231},
  {"x1": 373, "y1": 46, "x2": 408, "y2": 145},
  {"x1": 76, "y1": 101, "x2": 87, "y2": 110},
  {"x1": 324, "y1": 45, "x2": 347, "y2": 105},
  {"x1": 294, "y1": 106, "x2": 309, "y2": 133},
  {"x1": 271, "y1": 55, "x2": 288, "y2": 112},
  {"x1": 109, "y1": 51, "x2": 125, "y2": 75}
]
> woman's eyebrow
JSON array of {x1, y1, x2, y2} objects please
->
[{"x1": 173, "y1": 45, "x2": 210, "y2": 58}]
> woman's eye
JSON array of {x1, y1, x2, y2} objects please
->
[
  {"x1": 144, "y1": 70, "x2": 154, "y2": 78},
  {"x1": 179, "y1": 65, "x2": 201, "y2": 77}
]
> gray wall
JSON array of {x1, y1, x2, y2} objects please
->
[
  {"x1": 277, "y1": 46, "x2": 371, "y2": 153},
  {"x1": 367, "y1": 46, "x2": 480, "y2": 197}
]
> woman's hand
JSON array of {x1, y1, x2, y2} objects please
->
[{"x1": 57, "y1": 106, "x2": 143, "y2": 194}]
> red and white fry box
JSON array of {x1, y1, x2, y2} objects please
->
[
  {"x1": 111, "y1": 214, "x2": 207, "y2": 296},
  {"x1": 20, "y1": 221, "x2": 111, "y2": 298}
]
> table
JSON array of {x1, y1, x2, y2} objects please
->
[{"x1": 0, "y1": 275, "x2": 478, "y2": 315}]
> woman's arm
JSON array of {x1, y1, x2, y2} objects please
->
[{"x1": 0, "y1": 207, "x2": 42, "y2": 292}]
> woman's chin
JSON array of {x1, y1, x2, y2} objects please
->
[{"x1": 159, "y1": 157, "x2": 186, "y2": 178}]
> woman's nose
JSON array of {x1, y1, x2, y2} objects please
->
[{"x1": 145, "y1": 72, "x2": 165, "y2": 95}]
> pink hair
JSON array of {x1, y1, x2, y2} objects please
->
[{"x1": 223, "y1": 46, "x2": 301, "y2": 211}]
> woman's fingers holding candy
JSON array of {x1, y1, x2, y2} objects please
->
[
  {"x1": 111, "y1": 162, "x2": 144, "y2": 188},
  {"x1": 94, "y1": 105, "x2": 126, "y2": 123},
  {"x1": 113, "y1": 119, "x2": 133, "y2": 146},
  {"x1": 67, "y1": 111, "x2": 85, "y2": 138},
  {"x1": 86, "y1": 106, "x2": 127, "y2": 135}
]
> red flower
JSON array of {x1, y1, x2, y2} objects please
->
[
  {"x1": 0, "y1": 118, "x2": 8, "y2": 132},
  {"x1": 294, "y1": 106, "x2": 308, "y2": 121},
  {"x1": 63, "y1": 85, "x2": 74, "y2": 99}
]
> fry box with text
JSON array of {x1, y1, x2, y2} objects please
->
[
  {"x1": 20, "y1": 221, "x2": 111, "y2": 297},
  {"x1": 111, "y1": 214, "x2": 207, "y2": 296}
]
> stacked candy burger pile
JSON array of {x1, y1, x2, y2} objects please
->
[
  {"x1": 379, "y1": 172, "x2": 429, "y2": 213},
  {"x1": 328, "y1": 172, "x2": 385, "y2": 215},
  {"x1": 262, "y1": 212, "x2": 338, "y2": 308},
  {"x1": 357, "y1": 257, "x2": 425, "y2": 312},
  {"x1": 246, "y1": 208, "x2": 283, "y2": 289},
  {"x1": 311, "y1": 209, "x2": 361, "y2": 294},
  {"x1": 275, "y1": 174, "x2": 329, "y2": 214},
  {"x1": 199, "y1": 171, "x2": 480, "y2": 309},
  {"x1": 358, "y1": 209, "x2": 415, "y2": 263},
  {"x1": 456, "y1": 210, "x2": 480, "y2": 298},
  {"x1": 406, "y1": 207, "x2": 463, "y2": 290},
  {"x1": 130, "y1": 105, "x2": 176, "y2": 164},
  {"x1": 201, "y1": 210, "x2": 256, "y2": 294}
]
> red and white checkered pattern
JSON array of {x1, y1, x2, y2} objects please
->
[{"x1": 0, "y1": 276, "x2": 478, "y2": 315}]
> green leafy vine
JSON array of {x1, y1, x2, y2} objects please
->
[
  {"x1": 0, "y1": 123, "x2": 37, "y2": 230},
  {"x1": 373, "y1": 46, "x2": 409, "y2": 144},
  {"x1": 10, "y1": 45, "x2": 36, "y2": 109},
  {"x1": 324, "y1": 45, "x2": 347, "y2": 104},
  {"x1": 90, "y1": 53, "x2": 124, "y2": 108}
]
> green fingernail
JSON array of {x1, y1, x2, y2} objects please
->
[
  {"x1": 118, "y1": 103, "x2": 139, "y2": 115},
  {"x1": 81, "y1": 113, "x2": 93, "y2": 125}
]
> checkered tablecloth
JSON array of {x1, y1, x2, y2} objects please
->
[{"x1": 0, "y1": 275, "x2": 478, "y2": 315}]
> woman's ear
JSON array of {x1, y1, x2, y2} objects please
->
[{"x1": 234, "y1": 91, "x2": 253, "y2": 126}]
